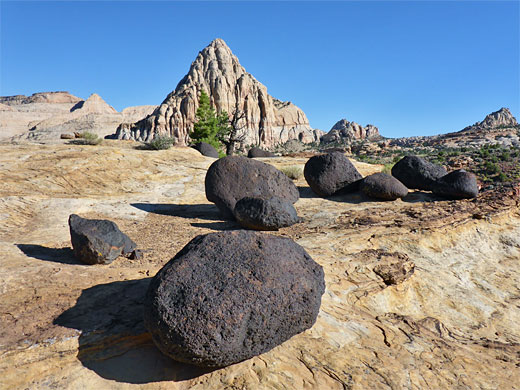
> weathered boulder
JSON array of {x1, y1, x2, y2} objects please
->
[
  {"x1": 391, "y1": 155, "x2": 447, "y2": 191},
  {"x1": 68, "y1": 214, "x2": 136, "y2": 265},
  {"x1": 143, "y1": 230, "x2": 325, "y2": 368},
  {"x1": 191, "y1": 142, "x2": 219, "y2": 158},
  {"x1": 360, "y1": 173, "x2": 409, "y2": 200},
  {"x1": 234, "y1": 196, "x2": 299, "y2": 230},
  {"x1": 321, "y1": 119, "x2": 380, "y2": 144},
  {"x1": 248, "y1": 147, "x2": 276, "y2": 158},
  {"x1": 432, "y1": 170, "x2": 479, "y2": 199},
  {"x1": 303, "y1": 152, "x2": 362, "y2": 197},
  {"x1": 205, "y1": 156, "x2": 299, "y2": 219}
]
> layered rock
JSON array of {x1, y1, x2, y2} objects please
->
[
  {"x1": 113, "y1": 38, "x2": 322, "y2": 147},
  {"x1": 1, "y1": 92, "x2": 156, "y2": 142},
  {"x1": 321, "y1": 119, "x2": 380, "y2": 144}
]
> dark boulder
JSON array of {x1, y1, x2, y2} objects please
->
[
  {"x1": 68, "y1": 214, "x2": 137, "y2": 265},
  {"x1": 205, "y1": 156, "x2": 299, "y2": 219},
  {"x1": 391, "y1": 155, "x2": 447, "y2": 191},
  {"x1": 360, "y1": 173, "x2": 409, "y2": 200},
  {"x1": 144, "y1": 230, "x2": 325, "y2": 368},
  {"x1": 191, "y1": 142, "x2": 219, "y2": 158},
  {"x1": 248, "y1": 147, "x2": 276, "y2": 158},
  {"x1": 234, "y1": 196, "x2": 300, "y2": 230},
  {"x1": 432, "y1": 170, "x2": 479, "y2": 199},
  {"x1": 303, "y1": 152, "x2": 362, "y2": 197}
]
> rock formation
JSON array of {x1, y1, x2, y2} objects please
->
[
  {"x1": 321, "y1": 119, "x2": 380, "y2": 144},
  {"x1": 0, "y1": 91, "x2": 156, "y2": 142},
  {"x1": 234, "y1": 196, "x2": 299, "y2": 230},
  {"x1": 463, "y1": 107, "x2": 518, "y2": 131},
  {"x1": 113, "y1": 38, "x2": 322, "y2": 147}
]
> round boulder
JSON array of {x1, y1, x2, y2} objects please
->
[
  {"x1": 234, "y1": 196, "x2": 300, "y2": 230},
  {"x1": 360, "y1": 173, "x2": 409, "y2": 200},
  {"x1": 144, "y1": 230, "x2": 325, "y2": 368},
  {"x1": 205, "y1": 156, "x2": 299, "y2": 219},
  {"x1": 248, "y1": 147, "x2": 276, "y2": 158},
  {"x1": 432, "y1": 170, "x2": 479, "y2": 199},
  {"x1": 391, "y1": 155, "x2": 447, "y2": 191},
  {"x1": 192, "y1": 142, "x2": 219, "y2": 158},
  {"x1": 303, "y1": 152, "x2": 362, "y2": 197}
]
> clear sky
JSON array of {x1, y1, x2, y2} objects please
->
[{"x1": 1, "y1": 1, "x2": 519, "y2": 138}]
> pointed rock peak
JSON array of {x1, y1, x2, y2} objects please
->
[
  {"x1": 208, "y1": 38, "x2": 229, "y2": 49},
  {"x1": 70, "y1": 93, "x2": 117, "y2": 114},
  {"x1": 478, "y1": 107, "x2": 518, "y2": 129}
]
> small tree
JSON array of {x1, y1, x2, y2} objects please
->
[
  {"x1": 190, "y1": 90, "x2": 228, "y2": 153},
  {"x1": 218, "y1": 105, "x2": 248, "y2": 156}
]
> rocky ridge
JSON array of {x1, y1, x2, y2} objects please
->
[
  {"x1": 0, "y1": 92, "x2": 156, "y2": 142},
  {"x1": 321, "y1": 119, "x2": 380, "y2": 144},
  {"x1": 113, "y1": 38, "x2": 323, "y2": 147}
]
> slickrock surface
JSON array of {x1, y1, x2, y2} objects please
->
[
  {"x1": 114, "y1": 38, "x2": 323, "y2": 147},
  {"x1": 0, "y1": 142, "x2": 519, "y2": 389},
  {"x1": 0, "y1": 92, "x2": 156, "y2": 141}
]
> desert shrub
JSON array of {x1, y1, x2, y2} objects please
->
[
  {"x1": 71, "y1": 131, "x2": 102, "y2": 145},
  {"x1": 484, "y1": 161, "x2": 500, "y2": 174},
  {"x1": 381, "y1": 163, "x2": 394, "y2": 175},
  {"x1": 280, "y1": 165, "x2": 303, "y2": 180},
  {"x1": 496, "y1": 172, "x2": 508, "y2": 182},
  {"x1": 500, "y1": 151, "x2": 511, "y2": 161},
  {"x1": 143, "y1": 136, "x2": 175, "y2": 150}
]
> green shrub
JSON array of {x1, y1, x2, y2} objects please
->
[
  {"x1": 484, "y1": 161, "x2": 500, "y2": 174},
  {"x1": 143, "y1": 136, "x2": 175, "y2": 150},
  {"x1": 381, "y1": 163, "x2": 394, "y2": 175},
  {"x1": 280, "y1": 165, "x2": 303, "y2": 180}
]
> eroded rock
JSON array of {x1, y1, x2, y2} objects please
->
[
  {"x1": 143, "y1": 230, "x2": 325, "y2": 368},
  {"x1": 68, "y1": 214, "x2": 136, "y2": 265},
  {"x1": 360, "y1": 173, "x2": 409, "y2": 200},
  {"x1": 391, "y1": 155, "x2": 447, "y2": 191},
  {"x1": 205, "y1": 156, "x2": 299, "y2": 219},
  {"x1": 433, "y1": 170, "x2": 479, "y2": 199},
  {"x1": 234, "y1": 196, "x2": 299, "y2": 230},
  {"x1": 303, "y1": 152, "x2": 362, "y2": 197}
]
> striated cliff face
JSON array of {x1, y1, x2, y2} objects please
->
[
  {"x1": 321, "y1": 119, "x2": 380, "y2": 144},
  {"x1": 114, "y1": 38, "x2": 321, "y2": 147}
]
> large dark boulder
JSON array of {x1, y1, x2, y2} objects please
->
[
  {"x1": 144, "y1": 230, "x2": 325, "y2": 368},
  {"x1": 191, "y1": 142, "x2": 219, "y2": 158},
  {"x1": 248, "y1": 147, "x2": 276, "y2": 158},
  {"x1": 391, "y1": 155, "x2": 447, "y2": 191},
  {"x1": 360, "y1": 173, "x2": 409, "y2": 200},
  {"x1": 432, "y1": 170, "x2": 479, "y2": 199},
  {"x1": 234, "y1": 196, "x2": 299, "y2": 231},
  {"x1": 303, "y1": 152, "x2": 362, "y2": 197},
  {"x1": 205, "y1": 156, "x2": 299, "y2": 219},
  {"x1": 68, "y1": 214, "x2": 136, "y2": 265}
]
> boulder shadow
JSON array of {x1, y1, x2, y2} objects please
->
[
  {"x1": 402, "y1": 191, "x2": 443, "y2": 203},
  {"x1": 297, "y1": 186, "x2": 317, "y2": 199},
  {"x1": 54, "y1": 278, "x2": 215, "y2": 384},
  {"x1": 191, "y1": 221, "x2": 240, "y2": 231},
  {"x1": 16, "y1": 244, "x2": 82, "y2": 265},
  {"x1": 131, "y1": 203, "x2": 223, "y2": 221}
]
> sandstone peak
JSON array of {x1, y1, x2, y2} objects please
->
[
  {"x1": 70, "y1": 93, "x2": 117, "y2": 114},
  {"x1": 321, "y1": 118, "x2": 380, "y2": 144},
  {"x1": 114, "y1": 39, "x2": 321, "y2": 147},
  {"x1": 462, "y1": 107, "x2": 518, "y2": 132}
]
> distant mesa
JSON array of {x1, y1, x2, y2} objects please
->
[
  {"x1": 0, "y1": 91, "x2": 82, "y2": 105},
  {"x1": 114, "y1": 38, "x2": 323, "y2": 147},
  {"x1": 321, "y1": 119, "x2": 380, "y2": 144}
]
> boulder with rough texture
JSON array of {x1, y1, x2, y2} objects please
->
[
  {"x1": 391, "y1": 155, "x2": 447, "y2": 191},
  {"x1": 360, "y1": 173, "x2": 409, "y2": 200},
  {"x1": 205, "y1": 156, "x2": 299, "y2": 219},
  {"x1": 113, "y1": 38, "x2": 322, "y2": 147},
  {"x1": 321, "y1": 119, "x2": 380, "y2": 144},
  {"x1": 304, "y1": 152, "x2": 362, "y2": 197},
  {"x1": 68, "y1": 214, "x2": 136, "y2": 265},
  {"x1": 248, "y1": 147, "x2": 276, "y2": 158},
  {"x1": 234, "y1": 196, "x2": 299, "y2": 230},
  {"x1": 433, "y1": 170, "x2": 479, "y2": 199},
  {"x1": 191, "y1": 142, "x2": 219, "y2": 158},
  {"x1": 143, "y1": 230, "x2": 325, "y2": 368}
]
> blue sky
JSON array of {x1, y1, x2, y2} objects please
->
[{"x1": 1, "y1": 1, "x2": 519, "y2": 137}]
